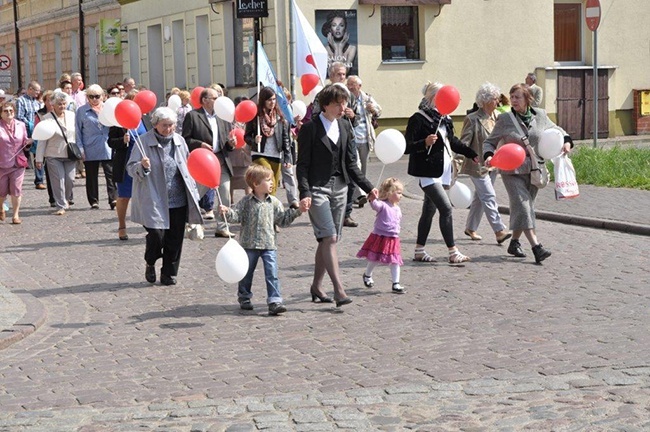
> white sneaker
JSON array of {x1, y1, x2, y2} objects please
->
[{"x1": 204, "y1": 210, "x2": 215, "y2": 220}]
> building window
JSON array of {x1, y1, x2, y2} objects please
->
[
  {"x1": 381, "y1": 6, "x2": 419, "y2": 61},
  {"x1": 234, "y1": 16, "x2": 255, "y2": 87},
  {"x1": 554, "y1": 3, "x2": 582, "y2": 62}
]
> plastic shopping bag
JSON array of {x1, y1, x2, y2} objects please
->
[{"x1": 553, "y1": 154, "x2": 579, "y2": 200}]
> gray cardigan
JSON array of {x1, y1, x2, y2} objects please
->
[
  {"x1": 482, "y1": 107, "x2": 568, "y2": 175},
  {"x1": 126, "y1": 130, "x2": 203, "y2": 229}
]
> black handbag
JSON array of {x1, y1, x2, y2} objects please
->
[{"x1": 52, "y1": 112, "x2": 82, "y2": 161}]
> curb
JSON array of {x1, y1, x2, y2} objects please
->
[{"x1": 0, "y1": 292, "x2": 46, "y2": 350}]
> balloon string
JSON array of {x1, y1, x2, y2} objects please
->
[
  {"x1": 376, "y1": 164, "x2": 386, "y2": 187},
  {"x1": 426, "y1": 117, "x2": 443, "y2": 156},
  {"x1": 128, "y1": 129, "x2": 146, "y2": 157},
  {"x1": 215, "y1": 189, "x2": 233, "y2": 238}
]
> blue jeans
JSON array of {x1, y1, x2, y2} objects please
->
[
  {"x1": 34, "y1": 164, "x2": 45, "y2": 185},
  {"x1": 199, "y1": 188, "x2": 215, "y2": 211},
  {"x1": 238, "y1": 249, "x2": 282, "y2": 304}
]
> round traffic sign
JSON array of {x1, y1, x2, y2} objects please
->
[
  {"x1": 585, "y1": 0, "x2": 601, "y2": 32},
  {"x1": 0, "y1": 54, "x2": 11, "y2": 70}
]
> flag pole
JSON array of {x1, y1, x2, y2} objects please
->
[
  {"x1": 289, "y1": 0, "x2": 296, "y2": 100},
  {"x1": 256, "y1": 40, "x2": 261, "y2": 153}
]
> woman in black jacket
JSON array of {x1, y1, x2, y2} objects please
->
[{"x1": 405, "y1": 82, "x2": 478, "y2": 264}]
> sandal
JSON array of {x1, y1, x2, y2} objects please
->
[
  {"x1": 363, "y1": 273, "x2": 374, "y2": 288},
  {"x1": 118, "y1": 227, "x2": 129, "y2": 241},
  {"x1": 449, "y1": 250, "x2": 471, "y2": 264},
  {"x1": 413, "y1": 251, "x2": 436, "y2": 262},
  {"x1": 11, "y1": 217, "x2": 22, "y2": 225}
]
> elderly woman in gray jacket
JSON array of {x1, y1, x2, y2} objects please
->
[
  {"x1": 483, "y1": 83, "x2": 572, "y2": 264},
  {"x1": 459, "y1": 83, "x2": 511, "y2": 244},
  {"x1": 127, "y1": 107, "x2": 203, "y2": 285}
]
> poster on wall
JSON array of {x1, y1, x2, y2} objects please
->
[
  {"x1": 315, "y1": 10, "x2": 358, "y2": 76},
  {"x1": 99, "y1": 19, "x2": 122, "y2": 55}
]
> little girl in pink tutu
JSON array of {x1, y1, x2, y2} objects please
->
[{"x1": 356, "y1": 177, "x2": 405, "y2": 294}]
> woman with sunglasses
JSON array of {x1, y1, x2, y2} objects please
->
[
  {"x1": 0, "y1": 100, "x2": 32, "y2": 224},
  {"x1": 75, "y1": 84, "x2": 117, "y2": 210}
]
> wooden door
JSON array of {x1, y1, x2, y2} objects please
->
[{"x1": 557, "y1": 69, "x2": 609, "y2": 139}]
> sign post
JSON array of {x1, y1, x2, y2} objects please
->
[{"x1": 586, "y1": 0, "x2": 601, "y2": 148}]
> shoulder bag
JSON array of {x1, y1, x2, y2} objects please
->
[
  {"x1": 507, "y1": 111, "x2": 549, "y2": 189},
  {"x1": 51, "y1": 113, "x2": 82, "y2": 161}
]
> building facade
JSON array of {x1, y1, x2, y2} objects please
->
[{"x1": 2, "y1": 0, "x2": 649, "y2": 138}]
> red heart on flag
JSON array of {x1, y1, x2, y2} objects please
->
[
  {"x1": 301, "y1": 74, "x2": 320, "y2": 96},
  {"x1": 306, "y1": 55, "x2": 317, "y2": 69}
]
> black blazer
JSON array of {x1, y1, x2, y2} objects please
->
[
  {"x1": 296, "y1": 115, "x2": 373, "y2": 200},
  {"x1": 244, "y1": 115, "x2": 292, "y2": 165},
  {"x1": 405, "y1": 112, "x2": 478, "y2": 178},
  {"x1": 182, "y1": 108, "x2": 234, "y2": 176}
]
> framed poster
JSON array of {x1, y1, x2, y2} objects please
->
[{"x1": 315, "y1": 10, "x2": 358, "y2": 76}]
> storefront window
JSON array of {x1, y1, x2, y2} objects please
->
[
  {"x1": 381, "y1": 6, "x2": 419, "y2": 61},
  {"x1": 234, "y1": 17, "x2": 255, "y2": 87}
]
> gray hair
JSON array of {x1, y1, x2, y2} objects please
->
[
  {"x1": 71, "y1": 72, "x2": 83, "y2": 80},
  {"x1": 328, "y1": 62, "x2": 347, "y2": 78},
  {"x1": 51, "y1": 92, "x2": 68, "y2": 105},
  {"x1": 475, "y1": 82, "x2": 501, "y2": 108},
  {"x1": 347, "y1": 75, "x2": 362, "y2": 86},
  {"x1": 86, "y1": 84, "x2": 104, "y2": 96},
  {"x1": 421, "y1": 81, "x2": 443, "y2": 102},
  {"x1": 151, "y1": 107, "x2": 178, "y2": 125}
]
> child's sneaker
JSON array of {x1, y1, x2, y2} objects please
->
[
  {"x1": 268, "y1": 303, "x2": 287, "y2": 316},
  {"x1": 239, "y1": 299, "x2": 254, "y2": 310},
  {"x1": 392, "y1": 283, "x2": 405, "y2": 294}
]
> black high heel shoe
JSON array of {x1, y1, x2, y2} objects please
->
[
  {"x1": 311, "y1": 289, "x2": 333, "y2": 303},
  {"x1": 335, "y1": 297, "x2": 353, "y2": 307}
]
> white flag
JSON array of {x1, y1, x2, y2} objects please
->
[
  {"x1": 292, "y1": 0, "x2": 327, "y2": 95},
  {"x1": 257, "y1": 41, "x2": 294, "y2": 123}
]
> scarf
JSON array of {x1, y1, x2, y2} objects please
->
[
  {"x1": 260, "y1": 111, "x2": 277, "y2": 138},
  {"x1": 515, "y1": 106, "x2": 533, "y2": 127},
  {"x1": 154, "y1": 130, "x2": 173, "y2": 146},
  {"x1": 418, "y1": 98, "x2": 454, "y2": 134}
]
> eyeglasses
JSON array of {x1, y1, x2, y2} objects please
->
[
  {"x1": 2, "y1": 109, "x2": 14, "y2": 113},
  {"x1": 88, "y1": 94, "x2": 102, "y2": 100},
  {"x1": 110, "y1": 91, "x2": 120, "y2": 96}
]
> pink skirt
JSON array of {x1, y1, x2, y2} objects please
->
[{"x1": 356, "y1": 233, "x2": 403, "y2": 265}]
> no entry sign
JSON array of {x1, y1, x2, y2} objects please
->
[
  {"x1": 585, "y1": 0, "x2": 601, "y2": 32},
  {"x1": 0, "y1": 55, "x2": 11, "y2": 70}
]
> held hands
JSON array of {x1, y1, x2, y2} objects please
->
[
  {"x1": 141, "y1": 156, "x2": 151, "y2": 170},
  {"x1": 425, "y1": 134, "x2": 438, "y2": 148},
  {"x1": 367, "y1": 188, "x2": 379, "y2": 203},
  {"x1": 300, "y1": 197, "x2": 311, "y2": 212}
]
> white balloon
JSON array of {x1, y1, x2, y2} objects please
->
[
  {"x1": 308, "y1": 85, "x2": 323, "y2": 103},
  {"x1": 98, "y1": 108, "x2": 115, "y2": 127},
  {"x1": 168, "y1": 94, "x2": 182, "y2": 111},
  {"x1": 32, "y1": 120, "x2": 57, "y2": 141},
  {"x1": 214, "y1": 96, "x2": 235, "y2": 123},
  {"x1": 215, "y1": 239, "x2": 249, "y2": 284},
  {"x1": 448, "y1": 182, "x2": 473, "y2": 209},
  {"x1": 374, "y1": 129, "x2": 406, "y2": 164},
  {"x1": 103, "y1": 97, "x2": 122, "y2": 128},
  {"x1": 538, "y1": 128, "x2": 564, "y2": 160},
  {"x1": 291, "y1": 100, "x2": 307, "y2": 120}
]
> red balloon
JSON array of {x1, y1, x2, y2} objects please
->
[
  {"x1": 114, "y1": 100, "x2": 142, "y2": 130},
  {"x1": 230, "y1": 128, "x2": 245, "y2": 149},
  {"x1": 434, "y1": 85, "x2": 461, "y2": 115},
  {"x1": 191, "y1": 86, "x2": 204, "y2": 109},
  {"x1": 491, "y1": 143, "x2": 526, "y2": 170},
  {"x1": 300, "y1": 74, "x2": 320, "y2": 96},
  {"x1": 134, "y1": 90, "x2": 157, "y2": 114},
  {"x1": 187, "y1": 148, "x2": 222, "y2": 188},
  {"x1": 234, "y1": 100, "x2": 257, "y2": 123}
]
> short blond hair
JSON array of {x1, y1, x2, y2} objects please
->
[
  {"x1": 245, "y1": 164, "x2": 273, "y2": 189},
  {"x1": 378, "y1": 177, "x2": 404, "y2": 201}
]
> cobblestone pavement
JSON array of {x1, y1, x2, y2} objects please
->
[{"x1": 0, "y1": 160, "x2": 648, "y2": 431}]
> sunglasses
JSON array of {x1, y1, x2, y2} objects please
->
[
  {"x1": 110, "y1": 91, "x2": 120, "y2": 96},
  {"x1": 88, "y1": 94, "x2": 102, "y2": 100}
]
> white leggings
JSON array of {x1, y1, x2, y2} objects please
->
[{"x1": 365, "y1": 261, "x2": 400, "y2": 284}]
